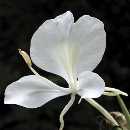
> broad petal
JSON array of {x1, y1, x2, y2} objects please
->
[
  {"x1": 30, "y1": 11, "x2": 74, "y2": 82},
  {"x1": 69, "y1": 15, "x2": 106, "y2": 74},
  {"x1": 4, "y1": 75, "x2": 70, "y2": 108},
  {"x1": 77, "y1": 71, "x2": 105, "y2": 98}
]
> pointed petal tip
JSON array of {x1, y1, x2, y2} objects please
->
[
  {"x1": 122, "y1": 92, "x2": 128, "y2": 96},
  {"x1": 119, "y1": 90, "x2": 128, "y2": 96},
  {"x1": 66, "y1": 10, "x2": 73, "y2": 15},
  {"x1": 57, "y1": 10, "x2": 74, "y2": 22}
]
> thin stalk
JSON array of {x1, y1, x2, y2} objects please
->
[
  {"x1": 85, "y1": 98, "x2": 122, "y2": 130},
  {"x1": 59, "y1": 94, "x2": 76, "y2": 130},
  {"x1": 117, "y1": 95, "x2": 130, "y2": 130}
]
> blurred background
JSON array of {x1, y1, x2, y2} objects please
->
[{"x1": 0, "y1": 0, "x2": 130, "y2": 130}]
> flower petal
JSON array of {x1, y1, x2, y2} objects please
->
[
  {"x1": 30, "y1": 11, "x2": 74, "y2": 82},
  {"x1": 4, "y1": 75, "x2": 70, "y2": 108},
  {"x1": 69, "y1": 15, "x2": 106, "y2": 73},
  {"x1": 77, "y1": 71, "x2": 105, "y2": 98}
]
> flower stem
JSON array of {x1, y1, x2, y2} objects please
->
[
  {"x1": 85, "y1": 98, "x2": 120, "y2": 128},
  {"x1": 59, "y1": 94, "x2": 75, "y2": 130},
  {"x1": 117, "y1": 95, "x2": 130, "y2": 130},
  {"x1": 113, "y1": 126, "x2": 123, "y2": 130}
]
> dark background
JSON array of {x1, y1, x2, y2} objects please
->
[{"x1": 0, "y1": 0, "x2": 130, "y2": 130}]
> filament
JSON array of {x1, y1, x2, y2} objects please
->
[{"x1": 59, "y1": 94, "x2": 75, "y2": 130}]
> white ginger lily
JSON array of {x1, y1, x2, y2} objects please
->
[{"x1": 4, "y1": 11, "x2": 127, "y2": 130}]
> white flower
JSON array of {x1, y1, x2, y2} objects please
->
[{"x1": 5, "y1": 11, "x2": 125, "y2": 130}]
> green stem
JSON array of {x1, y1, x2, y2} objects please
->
[
  {"x1": 113, "y1": 127, "x2": 123, "y2": 130},
  {"x1": 117, "y1": 95, "x2": 130, "y2": 130},
  {"x1": 85, "y1": 99, "x2": 121, "y2": 128}
]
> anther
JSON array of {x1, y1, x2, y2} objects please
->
[{"x1": 18, "y1": 49, "x2": 32, "y2": 67}]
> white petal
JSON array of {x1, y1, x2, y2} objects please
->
[
  {"x1": 4, "y1": 75, "x2": 70, "y2": 108},
  {"x1": 69, "y1": 15, "x2": 106, "y2": 73},
  {"x1": 30, "y1": 11, "x2": 74, "y2": 82},
  {"x1": 77, "y1": 71, "x2": 105, "y2": 98}
]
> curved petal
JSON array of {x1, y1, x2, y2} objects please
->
[
  {"x1": 77, "y1": 71, "x2": 105, "y2": 98},
  {"x1": 69, "y1": 15, "x2": 106, "y2": 74},
  {"x1": 4, "y1": 75, "x2": 70, "y2": 108},
  {"x1": 30, "y1": 11, "x2": 74, "y2": 82}
]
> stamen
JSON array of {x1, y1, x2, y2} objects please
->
[
  {"x1": 103, "y1": 92, "x2": 118, "y2": 96},
  {"x1": 59, "y1": 94, "x2": 75, "y2": 130},
  {"x1": 18, "y1": 49, "x2": 40, "y2": 76},
  {"x1": 78, "y1": 98, "x2": 82, "y2": 104},
  {"x1": 105, "y1": 87, "x2": 128, "y2": 96},
  {"x1": 18, "y1": 49, "x2": 32, "y2": 67},
  {"x1": 29, "y1": 66, "x2": 41, "y2": 76}
]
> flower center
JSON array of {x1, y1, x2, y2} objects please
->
[{"x1": 69, "y1": 78, "x2": 79, "y2": 94}]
